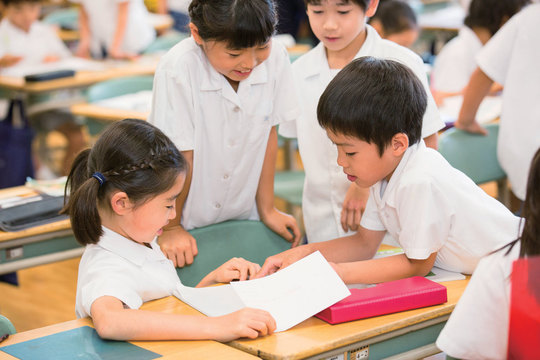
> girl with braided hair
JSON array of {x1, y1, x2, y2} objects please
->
[
  {"x1": 149, "y1": 0, "x2": 302, "y2": 269},
  {"x1": 63, "y1": 119, "x2": 275, "y2": 341}
]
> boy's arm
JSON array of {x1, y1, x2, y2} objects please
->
[
  {"x1": 256, "y1": 126, "x2": 302, "y2": 247},
  {"x1": 158, "y1": 150, "x2": 198, "y2": 267},
  {"x1": 109, "y1": 2, "x2": 136, "y2": 60},
  {"x1": 76, "y1": 5, "x2": 91, "y2": 58},
  {"x1": 455, "y1": 67, "x2": 493, "y2": 135},
  {"x1": 90, "y1": 295, "x2": 275, "y2": 342},
  {"x1": 334, "y1": 252, "x2": 437, "y2": 284}
]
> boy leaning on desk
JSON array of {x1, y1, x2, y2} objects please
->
[{"x1": 256, "y1": 56, "x2": 521, "y2": 284}]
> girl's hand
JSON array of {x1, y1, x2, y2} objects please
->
[
  {"x1": 207, "y1": 258, "x2": 261, "y2": 285},
  {"x1": 210, "y1": 308, "x2": 276, "y2": 342},
  {"x1": 43, "y1": 55, "x2": 60, "y2": 63},
  {"x1": 0, "y1": 54, "x2": 22, "y2": 68},
  {"x1": 341, "y1": 183, "x2": 369, "y2": 232},
  {"x1": 260, "y1": 208, "x2": 302, "y2": 247}
]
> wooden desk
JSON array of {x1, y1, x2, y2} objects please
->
[
  {"x1": 0, "y1": 313, "x2": 259, "y2": 360},
  {"x1": 70, "y1": 102, "x2": 149, "y2": 122},
  {"x1": 229, "y1": 278, "x2": 469, "y2": 360},
  {"x1": 0, "y1": 187, "x2": 80, "y2": 275}
]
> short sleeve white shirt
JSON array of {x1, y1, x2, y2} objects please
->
[
  {"x1": 75, "y1": 227, "x2": 180, "y2": 318},
  {"x1": 70, "y1": 0, "x2": 155, "y2": 56},
  {"x1": 360, "y1": 142, "x2": 521, "y2": 274},
  {"x1": 431, "y1": 26, "x2": 482, "y2": 93},
  {"x1": 280, "y1": 25, "x2": 445, "y2": 243},
  {"x1": 0, "y1": 19, "x2": 71, "y2": 66},
  {"x1": 476, "y1": 4, "x2": 540, "y2": 200},
  {"x1": 149, "y1": 38, "x2": 300, "y2": 230},
  {"x1": 437, "y1": 242, "x2": 520, "y2": 359}
]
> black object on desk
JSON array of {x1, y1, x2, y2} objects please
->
[
  {"x1": 24, "y1": 70, "x2": 75, "y2": 83},
  {"x1": 0, "y1": 195, "x2": 68, "y2": 232}
]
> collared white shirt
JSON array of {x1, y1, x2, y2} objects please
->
[
  {"x1": 75, "y1": 227, "x2": 180, "y2": 318},
  {"x1": 0, "y1": 19, "x2": 71, "y2": 66},
  {"x1": 149, "y1": 38, "x2": 300, "y2": 230},
  {"x1": 279, "y1": 25, "x2": 445, "y2": 243},
  {"x1": 431, "y1": 26, "x2": 483, "y2": 93},
  {"x1": 360, "y1": 142, "x2": 521, "y2": 274},
  {"x1": 476, "y1": 4, "x2": 540, "y2": 200},
  {"x1": 437, "y1": 242, "x2": 520, "y2": 359},
  {"x1": 70, "y1": 0, "x2": 155, "y2": 56}
]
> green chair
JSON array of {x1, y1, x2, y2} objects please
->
[
  {"x1": 177, "y1": 220, "x2": 291, "y2": 287},
  {"x1": 0, "y1": 314, "x2": 16, "y2": 338},
  {"x1": 439, "y1": 123, "x2": 507, "y2": 202},
  {"x1": 143, "y1": 32, "x2": 188, "y2": 54},
  {"x1": 83, "y1": 75, "x2": 154, "y2": 136},
  {"x1": 42, "y1": 7, "x2": 79, "y2": 30}
]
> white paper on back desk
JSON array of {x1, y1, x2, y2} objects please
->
[{"x1": 173, "y1": 251, "x2": 351, "y2": 332}]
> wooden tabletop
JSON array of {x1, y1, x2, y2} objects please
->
[{"x1": 70, "y1": 102, "x2": 149, "y2": 122}]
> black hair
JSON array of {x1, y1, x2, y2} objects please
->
[
  {"x1": 1, "y1": 0, "x2": 41, "y2": 6},
  {"x1": 188, "y1": 0, "x2": 277, "y2": 49},
  {"x1": 317, "y1": 56, "x2": 426, "y2": 156},
  {"x1": 304, "y1": 0, "x2": 370, "y2": 11},
  {"x1": 368, "y1": 0, "x2": 417, "y2": 36},
  {"x1": 464, "y1": 0, "x2": 530, "y2": 36},
  {"x1": 61, "y1": 119, "x2": 187, "y2": 246}
]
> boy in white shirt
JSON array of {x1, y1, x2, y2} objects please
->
[
  {"x1": 279, "y1": 0, "x2": 445, "y2": 244},
  {"x1": 257, "y1": 57, "x2": 520, "y2": 283}
]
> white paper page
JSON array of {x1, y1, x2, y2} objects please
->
[
  {"x1": 231, "y1": 251, "x2": 350, "y2": 332},
  {"x1": 426, "y1": 266, "x2": 466, "y2": 283},
  {"x1": 0, "y1": 57, "x2": 106, "y2": 77},
  {"x1": 174, "y1": 283, "x2": 245, "y2": 317},
  {"x1": 94, "y1": 90, "x2": 153, "y2": 112},
  {"x1": 439, "y1": 95, "x2": 502, "y2": 125}
]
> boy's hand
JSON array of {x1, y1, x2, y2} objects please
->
[
  {"x1": 210, "y1": 308, "x2": 276, "y2": 342},
  {"x1": 254, "y1": 245, "x2": 312, "y2": 279},
  {"x1": 341, "y1": 183, "x2": 369, "y2": 232},
  {"x1": 260, "y1": 208, "x2": 302, "y2": 247},
  {"x1": 210, "y1": 257, "x2": 261, "y2": 284},
  {"x1": 157, "y1": 225, "x2": 198, "y2": 267},
  {"x1": 0, "y1": 54, "x2": 22, "y2": 68}
]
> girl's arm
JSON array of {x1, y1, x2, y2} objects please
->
[
  {"x1": 75, "y1": 5, "x2": 91, "y2": 58},
  {"x1": 91, "y1": 295, "x2": 275, "y2": 342},
  {"x1": 334, "y1": 252, "x2": 438, "y2": 284},
  {"x1": 158, "y1": 150, "x2": 199, "y2": 267},
  {"x1": 256, "y1": 126, "x2": 302, "y2": 247},
  {"x1": 109, "y1": 2, "x2": 136, "y2": 59}
]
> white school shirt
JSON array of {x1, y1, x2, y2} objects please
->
[
  {"x1": 279, "y1": 25, "x2": 445, "y2": 243},
  {"x1": 437, "y1": 242, "x2": 520, "y2": 359},
  {"x1": 70, "y1": 0, "x2": 155, "y2": 56},
  {"x1": 476, "y1": 4, "x2": 540, "y2": 200},
  {"x1": 149, "y1": 38, "x2": 300, "y2": 230},
  {"x1": 0, "y1": 19, "x2": 71, "y2": 66},
  {"x1": 360, "y1": 142, "x2": 521, "y2": 274},
  {"x1": 75, "y1": 227, "x2": 180, "y2": 318},
  {"x1": 431, "y1": 26, "x2": 482, "y2": 93}
]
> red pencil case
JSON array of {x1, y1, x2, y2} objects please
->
[{"x1": 315, "y1": 276, "x2": 447, "y2": 324}]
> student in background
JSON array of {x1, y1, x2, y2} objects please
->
[
  {"x1": 72, "y1": 0, "x2": 155, "y2": 60},
  {"x1": 367, "y1": 0, "x2": 419, "y2": 48},
  {"x1": 0, "y1": 0, "x2": 85, "y2": 177},
  {"x1": 63, "y1": 118, "x2": 275, "y2": 341},
  {"x1": 437, "y1": 146, "x2": 540, "y2": 358},
  {"x1": 430, "y1": 0, "x2": 529, "y2": 102},
  {"x1": 455, "y1": 3, "x2": 540, "y2": 204},
  {"x1": 257, "y1": 57, "x2": 520, "y2": 284},
  {"x1": 149, "y1": 0, "x2": 302, "y2": 268},
  {"x1": 278, "y1": 0, "x2": 444, "y2": 245}
]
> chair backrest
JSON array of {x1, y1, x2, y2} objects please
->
[
  {"x1": 0, "y1": 314, "x2": 16, "y2": 337},
  {"x1": 42, "y1": 8, "x2": 79, "y2": 30},
  {"x1": 438, "y1": 123, "x2": 505, "y2": 184},
  {"x1": 86, "y1": 75, "x2": 154, "y2": 103},
  {"x1": 177, "y1": 220, "x2": 291, "y2": 287},
  {"x1": 143, "y1": 32, "x2": 188, "y2": 54}
]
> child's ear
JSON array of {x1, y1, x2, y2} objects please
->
[
  {"x1": 391, "y1": 133, "x2": 409, "y2": 156},
  {"x1": 189, "y1": 23, "x2": 203, "y2": 45},
  {"x1": 365, "y1": 0, "x2": 380, "y2": 18},
  {"x1": 110, "y1": 191, "x2": 132, "y2": 215}
]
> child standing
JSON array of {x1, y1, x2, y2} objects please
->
[
  {"x1": 149, "y1": 0, "x2": 302, "y2": 268},
  {"x1": 63, "y1": 118, "x2": 275, "y2": 341},
  {"x1": 367, "y1": 0, "x2": 419, "y2": 48},
  {"x1": 72, "y1": 0, "x2": 155, "y2": 59},
  {"x1": 430, "y1": 0, "x2": 529, "y2": 100},
  {"x1": 257, "y1": 57, "x2": 520, "y2": 283},
  {"x1": 455, "y1": 3, "x2": 540, "y2": 203},
  {"x1": 278, "y1": 0, "x2": 445, "y2": 244},
  {"x1": 437, "y1": 146, "x2": 540, "y2": 358}
]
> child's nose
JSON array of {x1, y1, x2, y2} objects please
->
[
  {"x1": 323, "y1": 15, "x2": 338, "y2": 31},
  {"x1": 241, "y1": 52, "x2": 257, "y2": 69}
]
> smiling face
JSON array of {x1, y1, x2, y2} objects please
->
[
  {"x1": 116, "y1": 174, "x2": 185, "y2": 244},
  {"x1": 326, "y1": 130, "x2": 403, "y2": 188}
]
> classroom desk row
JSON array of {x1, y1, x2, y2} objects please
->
[{"x1": 0, "y1": 277, "x2": 469, "y2": 360}]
